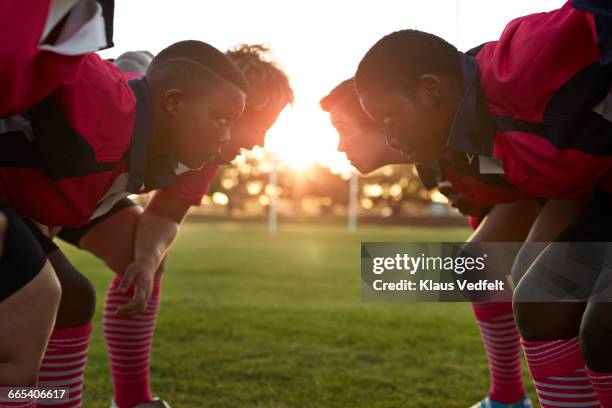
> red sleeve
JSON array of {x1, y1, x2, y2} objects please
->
[
  {"x1": 0, "y1": 0, "x2": 91, "y2": 115},
  {"x1": 467, "y1": 216, "x2": 481, "y2": 230},
  {"x1": 162, "y1": 165, "x2": 220, "y2": 206}
]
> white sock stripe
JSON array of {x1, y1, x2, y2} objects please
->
[
  {"x1": 489, "y1": 367, "x2": 523, "y2": 379},
  {"x1": 36, "y1": 378, "x2": 83, "y2": 387},
  {"x1": 41, "y1": 356, "x2": 88, "y2": 368},
  {"x1": 41, "y1": 350, "x2": 88, "y2": 360},
  {"x1": 489, "y1": 352, "x2": 522, "y2": 361},
  {"x1": 478, "y1": 326, "x2": 520, "y2": 336},
  {"x1": 536, "y1": 397, "x2": 599, "y2": 407},
  {"x1": 111, "y1": 368, "x2": 149, "y2": 376},
  {"x1": 37, "y1": 382, "x2": 82, "y2": 393},
  {"x1": 104, "y1": 300, "x2": 161, "y2": 310},
  {"x1": 103, "y1": 313, "x2": 158, "y2": 322},
  {"x1": 47, "y1": 337, "x2": 90, "y2": 344},
  {"x1": 524, "y1": 339, "x2": 575, "y2": 354},
  {"x1": 108, "y1": 352, "x2": 150, "y2": 361},
  {"x1": 480, "y1": 333, "x2": 521, "y2": 344},
  {"x1": 103, "y1": 325, "x2": 155, "y2": 334},
  {"x1": 481, "y1": 313, "x2": 514, "y2": 321},
  {"x1": 536, "y1": 389, "x2": 597, "y2": 398},
  {"x1": 103, "y1": 317, "x2": 157, "y2": 327},
  {"x1": 107, "y1": 345, "x2": 151, "y2": 354},
  {"x1": 103, "y1": 307, "x2": 159, "y2": 316},
  {"x1": 38, "y1": 366, "x2": 85, "y2": 377},
  {"x1": 105, "y1": 338, "x2": 153, "y2": 346},
  {"x1": 587, "y1": 373, "x2": 612, "y2": 380},
  {"x1": 475, "y1": 318, "x2": 516, "y2": 330},
  {"x1": 105, "y1": 291, "x2": 160, "y2": 303},
  {"x1": 491, "y1": 312, "x2": 515, "y2": 321},
  {"x1": 489, "y1": 359, "x2": 521, "y2": 370},
  {"x1": 524, "y1": 339, "x2": 565, "y2": 351},
  {"x1": 535, "y1": 381, "x2": 593, "y2": 390},
  {"x1": 524, "y1": 342, "x2": 581, "y2": 364},
  {"x1": 553, "y1": 376, "x2": 600, "y2": 382},
  {"x1": 484, "y1": 343, "x2": 522, "y2": 352},
  {"x1": 103, "y1": 331, "x2": 153, "y2": 340}
]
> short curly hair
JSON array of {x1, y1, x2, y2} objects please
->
[
  {"x1": 320, "y1": 78, "x2": 379, "y2": 130},
  {"x1": 226, "y1": 44, "x2": 294, "y2": 110}
]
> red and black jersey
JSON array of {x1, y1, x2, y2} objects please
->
[
  {"x1": 0, "y1": 71, "x2": 220, "y2": 227},
  {"x1": 444, "y1": 1, "x2": 612, "y2": 202},
  {"x1": 0, "y1": 1, "x2": 221, "y2": 226}
]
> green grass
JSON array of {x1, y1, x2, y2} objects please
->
[{"x1": 60, "y1": 222, "x2": 537, "y2": 407}]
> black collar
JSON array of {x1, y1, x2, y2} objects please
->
[
  {"x1": 446, "y1": 52, "x2": 497, "y2": 160},
  {"x1": 125, "y1": 78, "x2": 178, "y2": 193}
]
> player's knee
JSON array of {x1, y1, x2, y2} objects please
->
[
  {"x1": 514, "y1": 294, "x2": 583, "y2": 341},
  {"x1": 57, "y1": 273, "x2": 96, "y2": 326},
  {"x1": 101, "y1": 248, "x2": 133, "y2": 276},
  {"x1": 580, "y1": 315, "x2": 612, "y2": 371},
  {"x1": 512, "y1": 298, "x2": 540, "y2": 339},
  {"x1": 48, "y1": 251, "x2": 96, "y2": 326},
  {"x1": 512, "y1": 298, "x2": 563, "y2": 340}
]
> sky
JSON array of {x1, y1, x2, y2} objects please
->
[{"x1": 100, "y1": 0, "x2": 564, "y2": 172}]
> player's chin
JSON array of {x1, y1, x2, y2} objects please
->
[
  {"x1": 217, "y1": 149, "x2": 240, "y2": 164},
  {"x1": 351, "y1": 160, "x2": 376, "y2": 175}
]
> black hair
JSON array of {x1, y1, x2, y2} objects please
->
[
  {"x1": 226, "y1": 44, "x2": 294, "y2": 109},
  {"x1": 147, "y1": 40, "x2": 249, "y2": 93},
  {"x1": 320, "y1": 78, "x2": 378, "y2": 130},
  {"x1": 355, "y1": 29, "x2": 460, "y2": 95}
]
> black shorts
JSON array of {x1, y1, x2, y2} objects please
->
[
  {"x1": 57, "y1": 197, "x2": 138, "y2": 248},
  {"x1": 556, "y1": 189, "x2": 612, "y2": 243},
  {"x1": 23, "y1": 219, "x2": 60, "y2": 255},
  {"x1": 0, "y1": 199, "x2": 48, "y2": 302}
]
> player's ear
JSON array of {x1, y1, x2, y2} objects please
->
[
  {"x1": 415, "y1": 74, "x2": 442, "y2": 109},
  {"x1": 163, "y1": 89, "x2": 185, "y2": 117}
]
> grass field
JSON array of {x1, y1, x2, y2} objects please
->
[{"x1": 60, "y1": 221, "x2": 537, "y2": 407}]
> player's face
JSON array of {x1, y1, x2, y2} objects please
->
[
  {"x1": 169, "y1": 81, "x2": 246, "y2": 169},
  {"x1": 217, "y1": 90, "x2": 285, "y2": 163},
  {"x1": 358, "y1": 87, "x2": 448, "y2": 164},
  {"x1": 329, "y1": 108, "x2": 388, "y2": 174}
]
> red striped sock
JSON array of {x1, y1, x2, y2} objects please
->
[
  {"x1": 522, "y1": 337, "x2": 598, "y2": 407},
  {"x1": 36, "y1": 323, "x2": 92, "y2": 408},
  {"x1": 104, "y1": 272, "x2": 162, "y2": 408},
  {"x1": 587, "y1": 369, "x2": 612, "y2": 407},
  {"x1": 0, "y1": 401, "x2": 36, "y2": 407},
  {"x1": 472, "y1": 302, "x2": 525, "y2": 403}
]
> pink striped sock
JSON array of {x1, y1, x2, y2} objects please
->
[
  {"x1": 0, "y1": 402, "x2": 36, "y2": 407},
  {"x1": 472, "y1": 302, "x2": 525, "y2": 403},
  {"x1": 36, "y1": 323, "x2": 92, "y2": 408},
  {"x1": 522, "y1": 337, "x2": 598, "y2": 407},
  {"x1": 104, "y1": 272, "x2": 162, "y2": 408},
  {"x1": 0, "y1": 383, "x2": 35, "y2": 408},
  {"x1": 587, "y1": 369, "x2": 612, "y2": 407}
]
